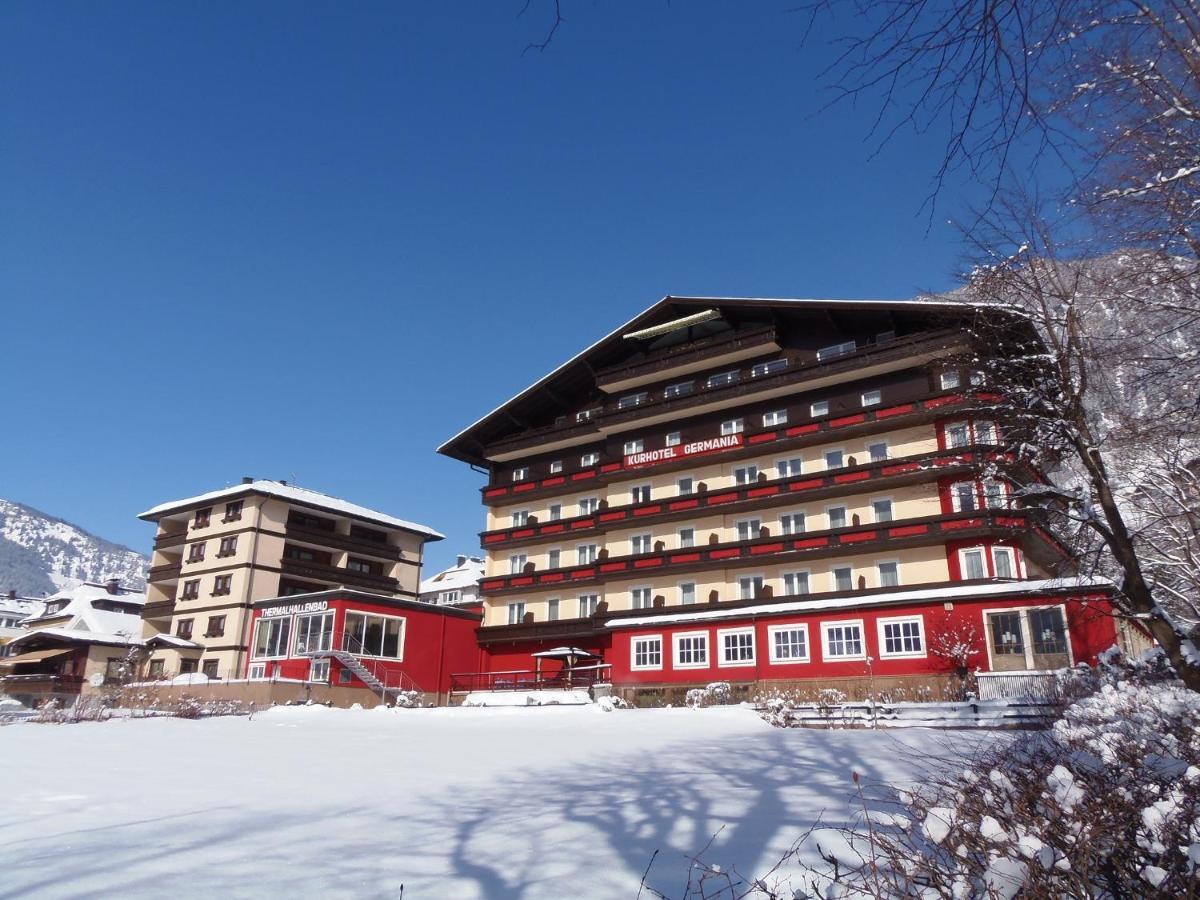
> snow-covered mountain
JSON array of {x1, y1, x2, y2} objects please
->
[{"x1": 0, "y1": 499, "x2": 148, "y2": 596}]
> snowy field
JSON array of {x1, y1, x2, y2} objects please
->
[{"x1": 0, "y1": 705, "x2": 1002, "y2": 898}]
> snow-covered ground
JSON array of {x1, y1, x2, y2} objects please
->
[{"x1": 0, "y1": 705, "x2": 1001, "y2": 898}]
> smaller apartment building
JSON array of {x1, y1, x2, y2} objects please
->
[{"x1": 139, "y1": 479, "x2": 444, "y2": 681}]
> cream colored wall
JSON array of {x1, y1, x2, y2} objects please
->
[
  {"x1": 484, "y1": 482, "x2": 945, "y2": 576},
  {"x1": 482, "y1": 544, "x2": 952, "y2": 625},
  {"x1": 485, "y1": 424, "x2": 940, "y2": 530}
]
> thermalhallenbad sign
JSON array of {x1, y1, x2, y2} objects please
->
[
  {"x1": 623, "y1": 433, "x2": 744, "y2": 469},
  {"x1": 261, "y1": 599, "x2": 329, "y2": 618}
]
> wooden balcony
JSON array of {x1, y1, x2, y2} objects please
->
[
  {"x1": 482, "y1": 445, "x2": 997, "y2": 549},
  {"x1": 153, "y1": 530, "x2": 188, "y2": 550},
  {"x1": 142, "y1": 599, "x2": 177, "y2": 619},
  {"x1": 148, "y1": 563, "x2": 182, "y2": 583},
  {"x1": 284, "y1": 524, "x2": 404, "y2": 561},
  {"x1": 594, "y1": 325, "x2": 780, "y2": 393},
  {"x1": 279, "y1": 558, "x2": 399, "y2": 593},
  {"x1": 479, "y1": 509, "x2": 1045, "y2": 596}
]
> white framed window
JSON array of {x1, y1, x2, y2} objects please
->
[
  {"x1": 768, "y1": 624, "x2": 810, "y2": 663},
  {"x1": 707, "y1": 370, "x2": 740, "y2": 389},
  {"x1": 549, "y1": 459, "x2": 563, "y2": 474},
  {"x1": 512, "y1": 467, "x2": 529, "y2": 482},
  {"x1": 822, "y1": 620, "x2": 866, "y2": 660},
  {"x1": 783, "y1": 570, "x2": 810, "y2": 596},
  {"x1": 309, "y1": 659, "x2": 330, "y2": 683},
  {"x1": 872, "y1": 498, "x2": 893, "y2": 523},
  {"x1": 618, "y1": 392, "x2": 649, "y2": 410},
  {"x1": 631, "y1": 635, "x2": 663, "y2": 670},
  {"x1": 673, "y1": 632, "x2": 709, "y2": 668},
  {"x1": 776, "y1": 457, "x2": 803, "y2": 478},
  {"x1": 248, "y1": 663, "x2": 267, "y2": 680},
  {"x1": 736, "y1": 518, "x2": 761, "y2": 541},
  {"x1": 547, "y1": 549, "x2": 561, "y2": 569},
  {"x1": 877, "y1": 560, "x2": 900, "y2": 588},
  {"x1": 950, "y1": 481, "x2": 978, "y2": 512},
  {"x1": 548, "y1": 503, "x2": 562, "y2": 521},
  {"x1": 344, "y1": 612, "x2": 406, "y2": 659},
  {"x1": 547, "y1": 598, "x2": 560, "y2": 621},
  {"x1": 508, "y1": 554, "x2": 528, "y2": 575},
  {"x1": 861, "y1": 389, "x2": 882, "y2": 407},
  {"x1": 664, "y1": 380, "x2": 694, "y2": 399},
  {"x1": 810, "y1": 400, "x2": 829, "y2": 417},
  {"x1": 581, "y1": 452, "x2": 600, "y2": 467},
  {"x1": 252, "y1": 617, "x2": 291, "y2": 659},
  {"x1": 578, "y1": 594, "x2": 599, "y2": 617},
  {"x1": 878, "y1": 616, "x2": 925, "y2": 658},
  {"x1": 975, "y1": 420, "x2": 998, "y2": 444},
  {"x1": 632, "y1": 484, "x2": 652, "y2": 503},
  {"x1": 992, "y1": 546, "x2": 1019, "y2": 579},
  {"x1": 721, "y1": 418, "x2": 744, "y2": 436},
  {"x1": 763, "y1": 409, "x2": 788, "y2": 427},
  {"x1": 294, "y1": 611, "x2": 334, "y2": 654},
  {"x1": 817, "y1": 340, "x2": 856, "y2": 361},
  {"x1": 666, "y1": 431, "x2": 681, "y2": 447},
  {"x1": 940, "y1": 371, "x2": 961, "y2": 390},
  {"x1": 867, "y1": 441, "x2": 888, "y2": 462},
  {"x1": 780, "y1": 512, "x2": 806, "y2": 535},
  {"x1": 832, "y1": 566, "x2": 854, "y2": 592},
  {"x1": 982, "y1": 480, "x2": 1007, "y2": 509},
  {"x1": 679, "y1": 582, "x2": 696, "y2": 605},
  {"x1": 624, "y1": 439, "x2": 644, "y2": 455},
  {"x1": 631, "y1": 586, "x2": 653, "y2": 609},
  {"x1": 959, "y1": 547, "x2": 988, "y2": 580},
  {"x1": 734, "y1": 464, "x2": 759, "y2": 485},
  {"x1": 631, "y1": 534, "x2": 653, "y2": 555},
  {"x1": 578, "y1": 496, "x2": 599, "y2": 516},
  {"x1": 737, "y1": 574, "x2": 764, "y2": 600},
  {"x1": 507, "y1": 602, "x2": 526, "y2": 625},
  {"x1": 512, "y1": 510, "x2": 529, "y2": 527},
  {"x1": 677, "y1": 477, "x2": 694, "y2": 496},
  {"x1": 827, "y1": 505, "x2": 847, "y2": 529},
  {"x1": 677, "y1": 526, "x2": 695, "y2": 549},
  {"x1": 824, "y1": 449, "x2": 845, "y2": 469},
  {"x1": 984, "y1": 605, "x2": 1073, "y2": 671},
  {"x1": 576, "y1": 544, "x2": 598, "y2": 565},
  {"x1": 751, "y1": 359, "x2": 788, "y2": 378},
  {"x1": 945, "y1": 422, "x2": 970, "y2": 449},
  {"x1": 719, "y1": 628, "x2": 756, "y2": 666}
]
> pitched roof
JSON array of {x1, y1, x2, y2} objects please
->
[
  {"x1": 138, "y1": 479, "x2": 443, "y2": 541},
  {"x1": 419, "y1": 556, "x2": 484, "y2": 595},
  {"x1": 16, "y1": 581, "x2": 146, "y2": 647},
  {"x1": 437, "y1": 294, "x2": 989, "y2": 466}
]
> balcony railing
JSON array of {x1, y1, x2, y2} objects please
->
[
  {"x1": 153, "y1": 530, "x2": 189, "y2": 550},
  {"x1": 279, "y1": 557, "x2": 399, "y2": 592},
  {"x1": 482, "y1": 445, "x2": 994, "y2": 548},
  {"x1": 594, "y1": 325, "x2": 778, "y2": 387},
  {"x1": 148, "y1": 563, "x2": 182, "y2": 583},
  {"x1": 285, "y1": 524, "x2": 404, "y2": 561},
  {"x1": 450, "y1": 663, "x2": 611, "y2": 695}
]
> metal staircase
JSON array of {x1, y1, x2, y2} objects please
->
[{"x1": 302, "y1": 633, "x2": 425, "y2": 705}]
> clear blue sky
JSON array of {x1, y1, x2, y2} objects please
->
[{"x1": 1, "y1": 2, "x2": 992, "y2": 573}]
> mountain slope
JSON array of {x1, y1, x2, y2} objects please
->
[{"x1": 0, "y1": 499, "x2": 148, "y2": 596}]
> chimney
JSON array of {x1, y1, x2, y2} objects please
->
[
  {"x1": 105, "y1": 578, "x2": 120, "y2": 595},
  {"x1": 241, "y1": 476, "x2": 253, "y2": 484},
  {"x1": 456, "y1": 555, "x2": 467, "y2": 567},
  {"x1": 7, "y1": 589, "x2": 14, "y2": 602}
]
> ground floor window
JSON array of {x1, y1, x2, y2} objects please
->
[
  {"x1": 249, "y1": 663, "x2": 267, "y2": 680},
  {"x1": 987, "y1": 606, "x2": 1071, "y2": 671},
  {"x1": 253, "y1": 617, "x2": 291, "y2": 659},
  {"x1": 674, "y1": 632, "x2": 709, "y2": 668},
  {"x1": 105, "y1": 658, "x2": 123, "y2": 681},
  {"x1": 631, "y1": 635, "x2": 662, "y2": 670},
  {"x1": 180, "y1": 658, "x2": 198, "y2": 674},
  {"x1": 822, "y1": 621, "x2": 865, "y2": 660},
  {"x1": 719, "y1": 629, "x2": 755, "y2": 665},
  {"x1": 148, "y1": 659, "x2": 165, "y2": 679},
  {"x1": 310, "y1": 659, "x2": 330, "y2": 682},
  {"x1": 344, "y1": 612, "x2": 404, "y2": 659},
  {"x1": 201, "y1": 659, "x2": 220, "y2": 679},
  {"x1": 294, "y1": 611, "x2": 334, "y2": 655},
  {"x1": 768, "y1": 625, "x2": 809, "y2": 663},
  {"x1": 878, "y1": 616, "x2": 925, "y2": 657}
]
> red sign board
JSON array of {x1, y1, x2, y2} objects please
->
[{"x1": 623, "y1": 434, "x2": 744, "y2": 469}]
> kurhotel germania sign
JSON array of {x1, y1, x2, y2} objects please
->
[{"x1": 623, "y1": 434, "x2": 744, "y2": 469}]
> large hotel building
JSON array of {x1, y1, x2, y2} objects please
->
[{"x1": 440, "y1": 297, "x2": 1125, "y2": 702}]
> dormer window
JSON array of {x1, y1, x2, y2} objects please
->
[{"x1": 193, "y1": 507, "x2": 211, "y2": 529}]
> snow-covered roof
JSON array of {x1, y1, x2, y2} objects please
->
[
  {"x1": 146, "y1": 634, "x2": 202, "y2": 650},
  {"x1": 605, "y1": 578, "x2": 1112, "y2": 630},
  {"x1": 419, "y1": 556, "x2": 484, "y2": 595},
  {"x1": 10, "y1": 625, "x2": 141, "y2": 649},
  {"x1": 19, "y1": 581, "x2": 146, "y2": 645},
  {"x1": 138, "y1": 480, "x2": 443, "y2": 541}
]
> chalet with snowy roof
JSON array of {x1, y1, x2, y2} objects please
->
[
  {"x1": 439, "y1": 295, "x2": 1131, "y2": 703},
  {"x1": 0, "y1": 579, "x2": 145, "y2": 706},
  {"x1": 137, "y1": 478, "x2": 479, "y2": 704},
  {"x1": 419, "y1": 555, "x2": 485, "y2": 608}
]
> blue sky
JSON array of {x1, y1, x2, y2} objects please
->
[{"x1": 1, "y1": 2, "x2": 992, "y2": 573}]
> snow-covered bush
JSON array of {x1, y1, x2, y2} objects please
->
[
  {"x1": 686, "y1": 682, "x2": 733, "y2": 709},
  {"x1": 389, "y1": 690, "x2": 424, "y2": 709}
]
